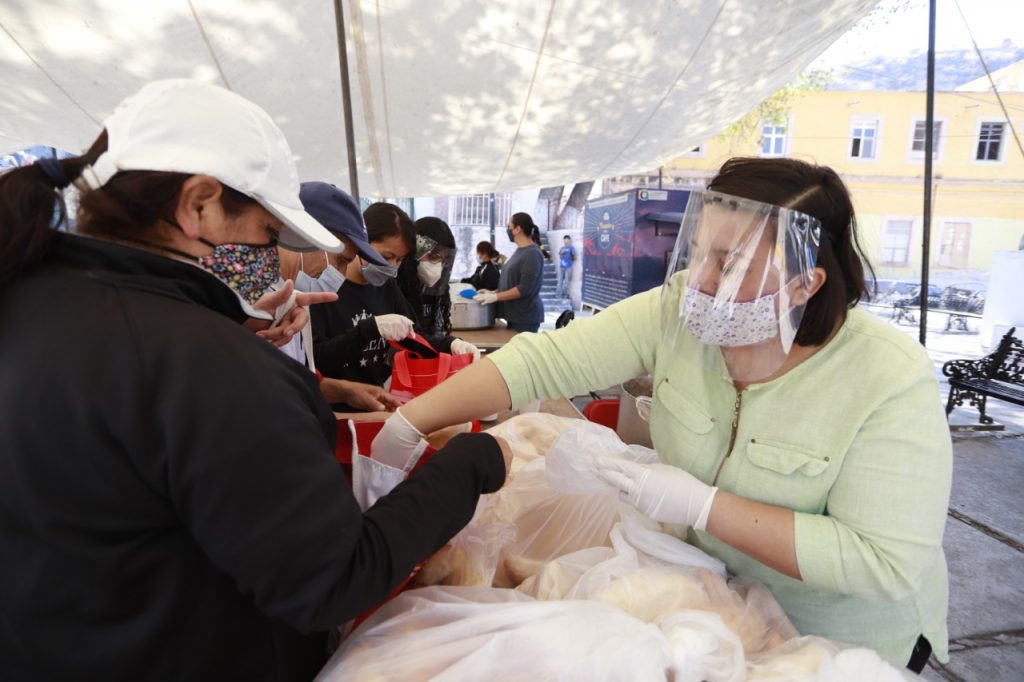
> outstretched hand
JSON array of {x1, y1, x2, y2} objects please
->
[{"x1": 249, "y1": 280, "x2": 338, "y2": 347}]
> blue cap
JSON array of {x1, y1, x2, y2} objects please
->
[{"x1": 298, "y1": 182, "x2": 387, "y2": 266}]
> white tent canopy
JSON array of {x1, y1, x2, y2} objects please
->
[{"x1": 1, "y1": 0, "x2": 876, "y2": 197}]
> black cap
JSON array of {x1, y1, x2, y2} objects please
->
[{"x1": 299, "y1": 182, "x2": 387, "y2": 266}]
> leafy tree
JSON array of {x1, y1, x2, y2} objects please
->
[{"x1": 718, "y1": 70, "x2": 832, "y2": 154}]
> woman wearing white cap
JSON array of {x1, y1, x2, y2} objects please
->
[{"x1": 0, "y1": 80, "x2": 510, "y2": 680}]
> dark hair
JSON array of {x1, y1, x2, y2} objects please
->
[
  {"x1": 414, "y1": 216, "x2": 455, "y2": 249},
  {"x1": 476, "y1": 240, "x2": 499, "y2": 259},
  {"x1": 707, "y1": 157, "x2": 875, "y2": 346},
  {"x1": 0, "y1": 131, "x2": 255, "y2": 290},
  {"x1": 363, "y1": 202, "x2": 415, "y2": 252},
  {"x1": 411, "y1": 216, "x2": 455, "y2": 332},
  {"x1": 510, "y1": 212, "x2": 542, "y2": 247},
  {"x1": 365, "y1": 203, "x2": 419, "y2": 317}
]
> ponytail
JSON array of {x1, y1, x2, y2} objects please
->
[
  {"x1": 0, "y1": 134, "x2": 105, "y2": 288},
  {"x1": 0, "y1": 130, "x2": 260, "y2": 291},
  {"x1": 510, "y1": 211, "x2": 541, "y2": 246}
]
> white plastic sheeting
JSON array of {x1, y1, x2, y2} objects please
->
[{"x1": 0, "y1": 0, "x2": 877, "y2": 196}]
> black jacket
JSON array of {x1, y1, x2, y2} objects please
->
[
  {"x1": 310, "y1": 278, "x2": 451, "y2": 396},
  {"x1": 0, "y1": 234, "x2": 504, "y2": 681},
  {"x1": 460, "y1": 261, "x2": 500, "y2": 291}
]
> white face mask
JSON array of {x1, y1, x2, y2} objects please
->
[
  {"x1": 417, "y1": 259, "x2": 444, "y2": 287},
  {"x1": 682, "y1": 287, "x2": 778, "y2": 347},
  {"x1": 295, "y1": 264, "x2": 346, "y2": 294}
]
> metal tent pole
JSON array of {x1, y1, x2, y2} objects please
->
[
  {"x1": 332, "y1": 0, "x2": 360, "y2": 204},
  {"x1": 919, "y1": 0, "x2": 937, "y2": 346}
]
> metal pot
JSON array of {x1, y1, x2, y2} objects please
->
[
  {"x1": 616, "y1": 376, "x2": 653, "y2": 447},
  {"x1": 450, "y1": 298, "x2": 495, "y2": 330}
]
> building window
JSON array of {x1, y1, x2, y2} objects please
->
[
  {"x1": 849, "y1": 119, "x2": 878, "y2": 159},
  {"x1": 448, "y1": 193, "x2": 512, "y2": 227},
  {"x1": 759, "y1": 122, "x2": 787, "y2": 156},
  {"x1": 681, "y1": 144, "x2": 704, "y2": 157},
  {"x1": 937, "y1": 221, "x2": 971, "y2": 269},
  {"x1": 880, "y1": 219, "x2": 913, "y2": 265},
  {"x1": 975, "y1": 121, "x2": 1005, "y2": 161},
  {"x1": 910, "y1": 119, "x2": 942, "y2": 159}
]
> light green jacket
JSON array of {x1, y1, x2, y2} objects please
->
[{"x1": 490, "y1": 281, "x2": 952, "y2": 665}]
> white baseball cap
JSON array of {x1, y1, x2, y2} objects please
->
[{"x1": 78, "y1": 79, "x2": 342, "y2": 253}]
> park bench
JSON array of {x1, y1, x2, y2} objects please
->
[
  {"x1": 893, "y1": 301, "x2": 982, "y2": 332},
  {"x1": 943, "y1": 327, "x2": 1024, "y2": 425}
]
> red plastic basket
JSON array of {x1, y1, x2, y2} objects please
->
[{"x1": 388, "y1": 333, "x2": 474, "y2": 402}]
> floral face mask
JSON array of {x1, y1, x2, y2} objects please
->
[{"x1": 199, "y1": 241, "x2": 281, "y2": 304}]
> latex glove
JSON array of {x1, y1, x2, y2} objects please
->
[
  {"x1": 371, "y1": 408, "x2": 430, "y2": 472},
  {"x1": 449, "y1": 338, "x2": 481, "y2": 362},
  {"x1": 375, "y1": 314, "x2": 416, "y2": 341},
  {"x1": 594, "y1": 458, "x2": 718, "y2": 531},
  {"x1": 474, "y1": 290, "x2": 498, "y2": 305}
]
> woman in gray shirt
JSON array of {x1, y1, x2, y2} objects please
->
[{"x1": 473, "y1": 212, "x2": 545, "y2": 332}]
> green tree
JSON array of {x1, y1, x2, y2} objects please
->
[{"x1": 719, "y1": 70, "x2": 832, "y2": 154}]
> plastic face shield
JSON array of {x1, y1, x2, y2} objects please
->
[
  {"x1": 660, "y1": 190, "x2": 822, "y2": 383},
  {"x1": 415, "y1": 234, "x2": 456, "y2": 296}
]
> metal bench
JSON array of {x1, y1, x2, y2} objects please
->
[
  {"x1": 893, "y1": 302, "x2": 982, "y2": 332},
  {"x1": 943, "y1": 327, "x2": 1024, "y2": 425}
]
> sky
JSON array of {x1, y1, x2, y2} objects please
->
[{"x1": 811, "y1": 0, "x2": 1024, "y2": 70}]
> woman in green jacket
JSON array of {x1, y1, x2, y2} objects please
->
[{"x1": 371, "y1": 157, "x2": 952, "y2": 672}]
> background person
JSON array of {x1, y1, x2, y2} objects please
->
[
  {"x1": 401, "y1": 216, "x2": 457, "y2": 335},
  {"x1": 373, "y1": 157, "x2": 952, "y2": 672},
  {"x1": 474, "y1": 211, "x2": 545, "y2": 333},
  {"x1": 0, "y1": 79, "x2": 510, "y2": 680},
  {"x1": 277, "y1": 181, "x2": 403, "y2": 412},
  {"x1": 311, "y1": 201, "x2": 477, "y2": 407},
  {"x1": 557, "y1": 234, "x2": 576, "y2": 301},
  {"x1": 460, "y1": 240, "x2": 501, "y2": 291}
]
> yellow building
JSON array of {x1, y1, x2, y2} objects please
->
[{"x1": 655, "y1": 83, "x2": 1024, "y2": 283}]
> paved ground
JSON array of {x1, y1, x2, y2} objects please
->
[
  {"x1": 547, "y1": 304, "x2": 1024, "y2": 679},
  {"x1": 888, "y1": 312, "x2": 1024, "y2": 680}
]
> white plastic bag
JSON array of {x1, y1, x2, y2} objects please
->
[
  {"x1": 545, "y1": 422, "x2": 659, "y2": 494},
  {"x1": 660, "y1": 609, "x2": 746, "y2": 682},
  {"x1": 317, "y1": 586, "x2": 673, "y2": 682},
  {"x1": 745, "y1": 635, "x2": 919, "y2": 681}
]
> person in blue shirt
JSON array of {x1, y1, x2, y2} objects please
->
[{"x1": 557, "y1": 234, "x2": 576, "y2": 300}]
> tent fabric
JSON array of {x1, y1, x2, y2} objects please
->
[{"x1": 0, "y1": 0, "x2": 877, "y2": 197}]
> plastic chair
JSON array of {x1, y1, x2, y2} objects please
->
[{"x1": 583, "y1": 398, "x2": 620, "y2": 430}]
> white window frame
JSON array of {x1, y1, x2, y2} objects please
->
[
  {"x1": 880, "y1": 216, "x2": 915, "y2": 266},
  {"x1": 848, "y1": 116, "x2": 882, "y2": 161},
  {"x1": 758, "y1": 116, "x2": 790, "y2": 157},
  {"x1": 936, "y1": 218, "x2": 974, "y2": 269},
  {"x1": 906, "y1": 116, "x2": 946, "y2": 164},
  {"x1": 448, "y1": 193, "x2": 513, "y2": 227},
  {"x1": 972, "y1": 116, "x2": 1009, "y2": 164}
]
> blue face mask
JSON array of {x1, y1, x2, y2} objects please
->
[
  {"x1": 362, "y1": 262, "x2": 398, "y2": 287},
  {"x1": 295, "y1": 264, "x2": 346, "y2": 294}
]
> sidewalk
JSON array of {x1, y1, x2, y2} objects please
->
[{"x1": 883, "y1": 312, "x2": 1024, "y2": 680}]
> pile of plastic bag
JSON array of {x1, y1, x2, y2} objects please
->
[{"x1": 317, "y1": 415, "x2": 918, "y2": 681}]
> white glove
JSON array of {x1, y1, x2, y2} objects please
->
[
  {"x1": 370, "y1": 408, "x2": 429, "y2": 472},
  {"x1": 594, "y1": 458, "x2": 718, "y2": 530},
  {"x1": 375, "y1": 314, "x2": 415, "y2": 341},
  {"x1": 474, "y1": 290, "x2": 498, "y2": 305},
  {"x1": 449, "y1": 338, "x2": 481, "y2": 362}
]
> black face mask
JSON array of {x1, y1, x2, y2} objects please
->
[{"x1": 506, "y1": 227, "x2": 515, "y2": 241}]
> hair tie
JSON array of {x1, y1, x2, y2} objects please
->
[{"x1": 36, "y1": 157, "x2": 70, "y2": 189}]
